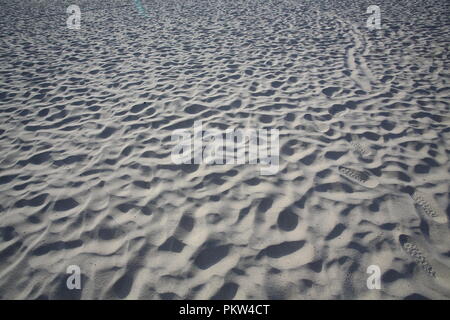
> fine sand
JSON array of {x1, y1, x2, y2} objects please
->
[{"x1": 0, "y1": 0, "x2": 449, "y2": 299}]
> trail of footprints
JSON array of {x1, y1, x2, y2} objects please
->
[
  {"x1": 330, "y1": 114, "x2": 449, "y2": 286},
  {"x1": 306, "y1": 93, "x2": 448, "y2": 289}
]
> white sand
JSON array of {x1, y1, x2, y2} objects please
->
[{"x1": 0, "y1": 0, "x2": 449, "y2": 299}]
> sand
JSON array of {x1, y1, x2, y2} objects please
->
[{"x1": 0, "y1": 0, "x2": 449, "y2": 299}]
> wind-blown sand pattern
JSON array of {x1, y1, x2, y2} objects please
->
[{"x1": 0, "y1": 0, "x2": 449, "y2": 300}]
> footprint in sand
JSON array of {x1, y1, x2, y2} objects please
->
[
  {"x1": 328, "y1": 104, "x2": 350, "y2": 118},
  {"x1": 398, "y1": 233, "x2": 436, "y2": 278},
  {"x1": 312, "y1": 120, "x2": 330, "y2": 133},
  {"x1": 411, "y1": 190, "x2": 448, "y2": 224},
  {"x1": 303, "y1": 113, "x2": 330, "y2": 133},
  {"x1": 338, "y1": 166, "x2": 379, "y2": 188},
  {"x1": 349, "y1": 140, "x2": 374, "y2": 160},
  {"x1": 396, "y1": 231, "x2": 450, "y2": 289}
]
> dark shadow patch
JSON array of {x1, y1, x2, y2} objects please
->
[
  {"x1": 277, "y1": 207, "x2": 298, "y2": 231},
  {"x1": 179, "y1": 215, "x2": 194, "y2": 232},
  {"x1": 98, "y1": 228, "x2": 117, "y2": 241},
  {"x1": 322, "y1": 87, "x2": 340, "y2": 97},
  {"x1": 307, "y1": 260, "x2": 323, "y2": 273},
  {"x1": 404, "y1": 293, "x2": 430, "y2": 300},
  {"x1": 32, "y1": 239, "x2": 83, "y2": 256},
  {"x1": 185, "y1": 104, "x2": 207, "y2": 114},
  {"x1": 0, "y1": 226, "x2": 16, "y2": 241},
  {"x1": 300, "y1": 153, "x2": 316, "y2": 165},
  {"x1": 54, "y1": 198, "x2": 79, "y2": 211},
  {"x1": 158, "y1": 236, "x2": 185, "y2": 253},
  {"x1": 325, "y1": 151, "x2": 347, "y2": 160},
  {"x1": 257, "y1": 240, "x2": 305, "y2": 259},
  {"x1": 112, "y1": 273, "x2": 134, "y2": 299},
  {"x1": 0, "y1": 174, "x2": 18, "y2": 184},
  {"x1": 414, "y1": 164, "x2": 429, "y2": 174},
  {"x1": 325, "y1": 223, "x2": 346, "y2": 241},
  {"x1": 160, "y1": 292, "x2": 178, "y2": 300},
  {"x1": 381, "y1": 120, "x2": 396, "y2": 131},
  {"x1": 382, "y1": 269, "x2": 404, "y2": 283},
  {"x1": 194, "y1": 243, "x2": 230, "y2": 270},
  {"x1": 15, "y1": 193, "x2": 48, "y2": 208},
  {"x1": 131, "y1": 102, "x2": 149, "y2": 113},
  {"x1": 97, "y1": 126, "x2": 116, "y2": 139},
  {"x1": 347, "y1": 241, "x2": 367, "y2": 253},
  {"x1": 380, "y1": 223, "x2": 397, "y2": 231},
  {"x1": 257, "y1": 198, "x2": 273, "y2": 214},
  {"x1": 211, "y1": 282, "x2": 239, "y2": 300}
]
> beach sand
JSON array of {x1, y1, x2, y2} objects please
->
[{"x1": 0, "y1": 0, "x2": 449, "y2": 299}]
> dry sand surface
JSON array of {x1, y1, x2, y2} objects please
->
[{"x1": 0, "y1": 0, "x2": 449, "y2": 299}]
